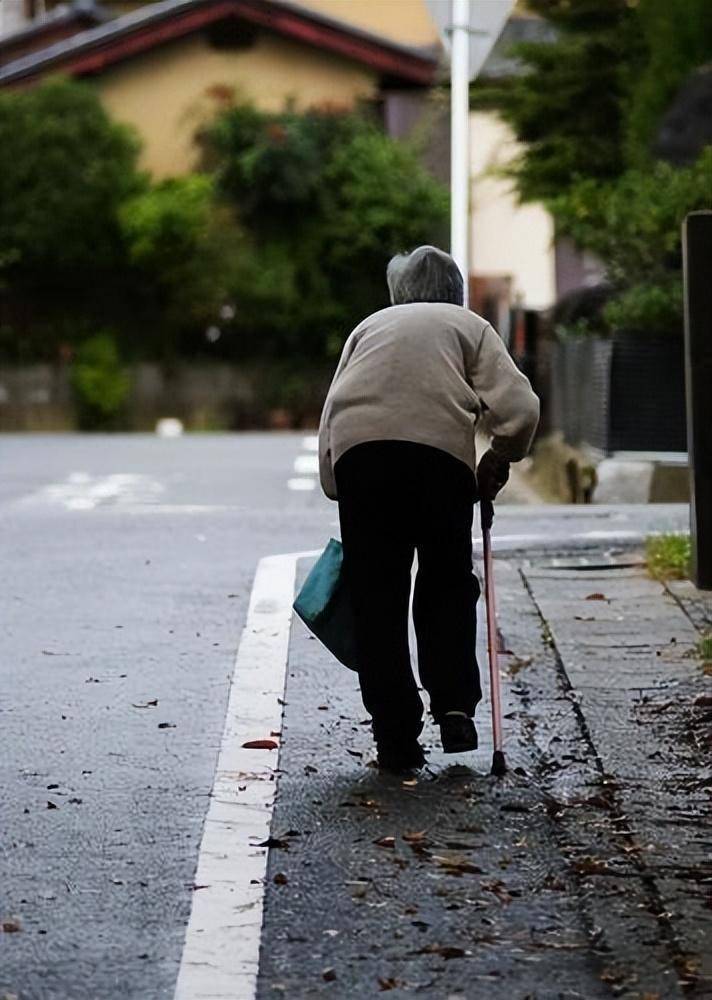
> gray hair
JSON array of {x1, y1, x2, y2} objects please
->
[{"x1": 386, "y1": 245, "x2": 464, "y2": 307}]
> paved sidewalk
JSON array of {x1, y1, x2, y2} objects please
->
[{"x1": 255, "y1": 551, "x2": 711, "y2": 999}]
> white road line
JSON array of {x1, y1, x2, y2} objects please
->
[
  {"x1": 287, "y1": 477, "x2": 316, "y2": 491},
  {"x1": 293, "y1": 454, "x2": 319, "y2": 475},
  {"x1": 301, "y1": 435, "x2": 319, "y2": 451},
  {"x1": 22, "y1": 472, "x2": 164, "y2": 510},
  {"x1": 174, "y1": 552, "x2": 301, "y2": 1000}
]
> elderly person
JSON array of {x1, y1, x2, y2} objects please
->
[{"x1": 318, "y1": 246, "x2": 539, "y2": 772}]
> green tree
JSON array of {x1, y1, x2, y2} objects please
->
[
  {"x1": 200, "y1": 103, "x2": 449, "y2": 359},
  {"x1": 0, "y1": 77, "x2": 145, "y2": 358},
  {"x1": 472, "y1": 0, "x2": 640, "y2": 203},
  {"x1": 625, "y1": 0, "x2": 712, "y2": 165}
]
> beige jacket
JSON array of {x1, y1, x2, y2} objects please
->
[{"x1": 318, "y1": 302, "x2": 539, "y2": 500}]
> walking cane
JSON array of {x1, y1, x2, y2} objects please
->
[{"x1": 481, "y1": 498, "x2": 506, "y2": 777}]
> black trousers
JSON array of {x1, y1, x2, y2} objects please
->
[{"x1": 335, "y1": 441, "x2": 481, "y2": 746}]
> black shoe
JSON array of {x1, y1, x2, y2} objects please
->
[
  {"x1": 439, "y1": 714, "x2": 478, "y2": 754},
  {"x1": 376, "y1": 740, "x2": 426, "y2": 774}
]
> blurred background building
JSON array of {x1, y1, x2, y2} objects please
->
[
  {"x1": 0, "y1": 0, "x2": 571, "y2": 323},
  {"x1": 0, "y1": 0, "x2": 708, "y2": 503}
]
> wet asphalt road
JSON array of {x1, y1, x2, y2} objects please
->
[{"x1": 0, "y1": 433, "x2": 692, "y2": 1000}]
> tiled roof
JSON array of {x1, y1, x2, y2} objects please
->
[{"x1": 0, "y1": 0, "x2": 440, "y2": 87}]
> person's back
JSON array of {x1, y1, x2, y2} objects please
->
[
  {"x1": 326, "y1": 301, "x2": 487, "y2": 473},
  {"x1": 320, "y1": 291, "x2": 538, "y2": 501}
]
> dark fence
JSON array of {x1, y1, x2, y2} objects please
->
[{"x1": 549, "y1": 333, "x2": 686, "y2": 454}]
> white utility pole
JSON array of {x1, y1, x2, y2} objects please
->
[
  {"x1": 429, "y1": 0, "x2": 514, "y2": 309},
  {"x1": 450, "y1": 0, "x2": 471, "y2": 306}
]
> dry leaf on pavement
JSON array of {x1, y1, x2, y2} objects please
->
[
  {"x1": 431, "y1": 854, "x2": 483, "y2": 875},
  {"x1": 414, "y1": 944, "x2": 467, "y2": 959}
]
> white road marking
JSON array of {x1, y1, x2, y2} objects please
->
[
  {"x1": 293, "y1": 454, "x2": 319, "y2": 475},
  {"x1": 23, "y1": 472, "x2": 164, "y2": 510},
  {"x1": 287, "y1": 477, "x2": 316, "y2": 491},
  {"x1": 174, "y1": 551, "x2": 314, "y2": 1000},
  {"x1": 302, "y1": 435, "x2": 319, "y2": 451}
]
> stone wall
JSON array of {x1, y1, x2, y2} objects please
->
[{"x1": 0, "y1": 363, "x2": 331, "y2": 431}]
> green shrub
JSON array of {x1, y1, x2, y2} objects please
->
[
  {"x1": 645, "y1": 533, "x2": 691, "y2": 580},
  {"x1": 119, "y1": 175, "x2": 243, "y2": 358},
  {"x1": 698, "y1": 633, "x2": 712, "y2": 663},
  {"x1": 552, "y1": 149, "x2": 712, "y2": 336},
  {"x1": 71, "y1": 333, "x2": 130, "y2": 430}
]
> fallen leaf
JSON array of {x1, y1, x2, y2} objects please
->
[
  {"x1": 378, "y1": 977, "x2": 403, "y2": 991},
  {"x1": 346, "y1": 748, "x2": 363, "y2": 758},
  {"x1": 374, "y1": 836, "x2": 395, "y2": 849},
  {"x1": 600, "y1": 968, "x2": 626, "y2": 986},
  {"x1": 414, "y1": 943, "x2": 467, "y2": 959},
  {"x1": 694, "y1": 694, "x2": 712, "y2": 708},
  {"x1": 242, "y1": 739, "x2": 278, "y2": 750},
  {"x1": 542, "y1": 875, "x2": 566, "y2": 890},
  {"x1": 304, "y1": 764, "x2": 317, "y2": 774},
  {"x1": 132, "y1": 699, "x2": 158, "y2": 709},
  {"x1": 46, "y1": 801, "x2": 58, "y2": 810},
  {"x1": 585, "y1": 593, "x2": 608, "y2": 601},
  {"x1": 507, "y1": 655, "x2": 533, "y2": 675},
  {"x1": 273, "y1": 872, "x2": 288, "y2": 885},
  {"x1": 574, "y1": 615, "x2": 595, "y2": 622},
  {"x1": 322, "y1": 968, "x2": 337, "y2": 982},
  {"x1": 255, "y1": 837, "x2": 290, "y2": 850},
  {"x1": 481, "y1": 879, "x2": 512, "y2": 903},
  {"x1": 401, "y1": 778, "x2": 418, "y2": 787},
  {"x1": 572, "y1": 856, "x2": 610, "y2": 875},
  {"x1": 403, "y1": 831, "x2": 427, "y2": 843},
  {"x1": 317, "y1": 705, "x2": 329, "y2": 711},
  {"x1": 432, "y1": 854, "x2": 483, "y2": 876},
  {"x1": 1, "y1": 919, "x2": 21, "y2": 933}
]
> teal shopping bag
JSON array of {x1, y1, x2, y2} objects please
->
[{"x1": 293, "y1": 538, "x2": 358, "y2": 671}]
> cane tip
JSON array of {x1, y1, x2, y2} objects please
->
[{"x1": 491, "y1": 750, "x2": 507, "y2": 777}]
